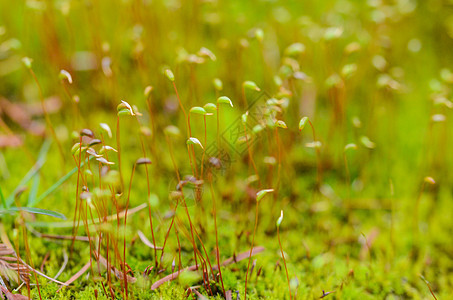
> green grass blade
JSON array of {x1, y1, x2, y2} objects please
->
[
  {"x1": 6, "y1": 207, "x2": 66, "y2": 220},
  {"x1": 5, "y1": 140, "x2": 51, "y2": 207},
  {"x1": 27, "y1": 174, "x2": 41, "y2": 207},
  {"x1": 31, "y1": 156, "x2": 94, "y2": 207},
  {"x1": 0, "y1": 186, "x2": 6, "y2": 209}
]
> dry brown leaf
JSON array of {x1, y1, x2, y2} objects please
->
[
  {"x1": 0, "y1": 97, "x2": 46, "y2": 136},
  {"x1": 56, "y1": 261, "x2": 90, "y2": 293},
  {"x1": 0, "y1": 244, "x2": 30, "y2": 285},
  {"x1": 0, "y1": 135, "x2": 22, "y2": 148},
  {"x1": 0, "y1": 286, "x2": 28, "y2": 300},
  {"x1": 21, "y1": 96, "x2": 62, "y2": 116},
  {"x1": 137, "y1": 230, "x2": 163, "y2": 250},
  {"x1": 150, "y1": 246, "x2": 265, "y2": 290},
  {"x1": 0, "y1": 244, "x2": 65, "y2": 288},
  {"x1": 359, "y1": 228, "x2": 379, "y2": 261},
  {"x1": 98, "y1": 255, "x2": 136, "y2": 283},
  {"x1": 225, "y1": 290, "x2": 232, "y2": 300}
]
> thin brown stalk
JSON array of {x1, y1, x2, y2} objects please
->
[
  {"x1": 200, "y1": 116, "x2": 207, "y2": 179},
  {"x1": 243, "y1": 123, "x2": 260, "y2": 186},
  {"x1": 27, "y1": 68, "x2": 65, "y2": 164},
  {"x1": 122, "y1": 162, "x2": 137, "y2": 299},
  {"x1": 81, "y1": 202, "x2": 94, "y2": 276},
  {"x1": 208, "y1": 172, "x2": 225, "y2": 296},
  {"x1": 172, "y1": 81, "x2": 190, "y2": 139},
  {"x1": 174, "y1": 223, "x2": 182, "y2": 274},
  {"x1": 23, "y1": 223, "x2": 42, "y2": 300},
  {"x1": 135, "y1": 117, "x2": 158, "y2": 268},
  {"x1": 244, "y1": 202, "x2": 260, "y2": 300},
  {"x1": 181, "y1": 196, "x2": 199, "y2": 270},
  {"x1": 216, "y1": 104, "x2": 221, "y2": 153},
  {"x1": 151, "y1": 246, "x2": 265, "y2": 290},
  {"x1": 277, "y1": 226, "x2": 292, "y2": 300},
  {"x1": 116, "y1": 116, "x2": 125, "y2": 192},
  {"x1": 70, "y1": 137, "x2": 83, "y2": 257},
  {"x1": 308, "y1": 120, "x2": 322, "y2": 188},
  {"x1": 414, "y1": 181, "x2": 428, "y2": 252}
]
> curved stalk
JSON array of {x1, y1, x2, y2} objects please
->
[
  {"x1": 277, "y1": 226, "x2": 292, "y2": 300},
  {"x1": 244, "y1": 202, "x2": 259, "y2": 299}
]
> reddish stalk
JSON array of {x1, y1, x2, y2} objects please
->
[
  {"x1": 160, "y1": 208, "x2": 177, "y2": 268},
  {"x1": 244, "y1": 201, "x2": 260, "y2": 299},
  {"x1": 172, "y1": 81, "x2": 189, "y2": 138},
  {"x1": 172, "y1": 200, "x2": 203, "y2": 275},
  {"x1": 308, "y1": 120, "x2": 322, "y2": 187},
  {"x1": 174, "y1": 217, "x2": 211, "y2": 294},
  {"x1": 187, "y1": 114, "x2": 198, "y2": 178},
  {"x1": 192, "y1": 225, "x2": 215, "y2": 280},
  {"x1": 181, "y1": 196, "x2": 199, "y2": 270},
  {"x1": 13, "y1": 229, "x2": 30, "y2": 298},
  {"x1": 145, "y1": 92, "x2": 156, "y2": 138},
  {"x1": 273, "y1": 127, "x2": 283, "y2": 213},
  {"x1": 161, "y1": 135, "x2": 200, "y2": 271},
  {"x1": 186, "y1": 144, "x2": 196, "y2": 177},
  {"x1": 413, "y1": 178, "x2": 435, "y2": 251},
  {"x1": 174, "y1": 222, "x2": 182, "y2": 274},
  {"x1": 26, "y1": 67, "x2": 65, "y2": 164},
  {"x1": 275, "y1": 127, "x2": 282, "y2": 186},
  {"x1": 200, "y1": 116, "x2": 207, "y2": 179},
  {"x1": 88, "y1": 200, "x2": 104, "y2": 277},
  {"x1": 192, "y1": 228, "x2": 215, "y2": 296},
  {"x1": 20, "y1": 216, "x2": 43, "y2": 300},
  {"x1": 135, "y1": 117, "x2": 158, "y2": 268},
  {"x1": 116, "y1": 116, "x2": 125, "y2": 192},
  {"x1": 122, "y1": 162, "x2": 138, "y2": 299},
  {"x1": 208, "y1": 172, "x2": 226, "y2": 296},
  {"x1": 216, "y1": 103, "x2": 221, "y2": 152},
  {"x1": 146, "y1": 198, "x2": 158, "y2": 269},
  {"x1": 161, "y1": 135, "x2": 183, "y2": 268},
  {"x1": 71, "y1": 153, "x2": 90, "y2": 263},
  {"x1": 98, "y1": 133, "x2": 112, "y2": 278},
  {"x1": 277, "y1": 224, "x2": 292, "y2": 300},
  {"x1": 70, "y1": 137, "x2": 83, "y2": 257},
  {"x1": 243, "y1": 122, "x2": 260, "y2": 186},
  {"x1": 343, "y1": 148, "x2": 353, "y2": 214},
  {"x1": 145, "y1": 92, "x2": 157, "y2": 160},
  {"x1": 60, "y1": 78, "x2": 80, "y2": 128},
  {"x1": 81, "y1": 201, "x2": 95, "y2": 276}
]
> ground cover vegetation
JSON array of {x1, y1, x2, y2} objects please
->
[{"x1": 0, "y1": 0, "x2": 452, "y2": 299}]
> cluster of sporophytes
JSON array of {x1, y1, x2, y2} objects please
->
[{"x1": 2, "y1": 0, "x2": 453, "y2": 299}]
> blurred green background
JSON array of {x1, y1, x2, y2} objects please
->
[{"x1": 1, "y1": 0, "x2": 453, "y2": 299}]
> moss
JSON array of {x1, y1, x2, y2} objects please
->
[{"x1": 1, "y1": 0, "x2": 452, "y2": 298}]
